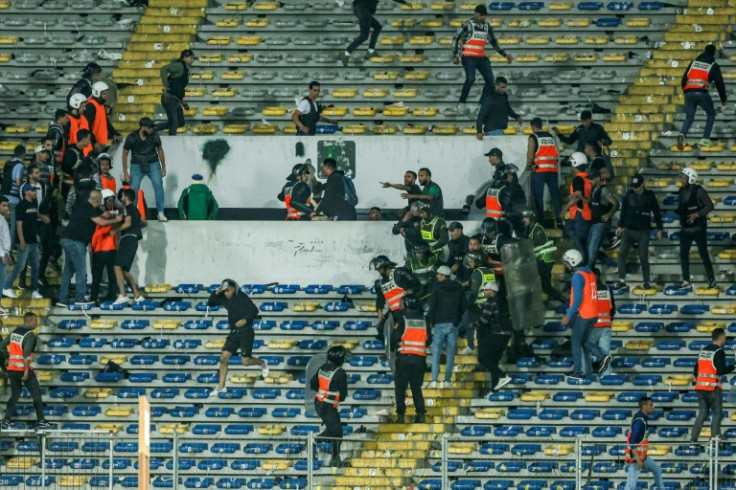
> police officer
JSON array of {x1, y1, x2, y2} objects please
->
[
  {"x1": 677, "y1": 167, "x2": 716, "y2": 290},
  {"x1": 447, "y1": 222, "x2": 469, "y2": 277},
  {"x1": 562, "y1": 152, "x2": 592, "y2": 262},
  {"x1": 84, "y1": 81, "x2": 121, "y2": 153},
  {"x1": 291, "y1": 81, "x2": 337, "y2": 135},
  {"x1": 526, "y1": 117, "x2": 561, "y2": 225},
  {"x1": 690, "y1": 328, "x2": 734, "y2": 444},
  {"x1": 474, "y1": 281, "x2": 512, "y2": 396},
  {"x1": 283, "y1": 164, "x2": 313, "y2": 221},
  {"x1": 480, "y1": 217, "x2": 508, "y2": 280},
  {"x1": 624, "y1": 397, "x2": 664, "y2": 490},
  {"x1": 459, "y1": 250, "x2": 494, "y2": 354},
  {"x1": 46, "y1": 109, "x2": 69, "y2": 156},
  {"x1": 1, "y1": 313, "x2": 50, "y2": 429},
  {"x1": 310, "y1": 345, "x2": 348, "y2": 467},
  {"x1": 391, "y1": 295, "x2": 428, "y2": 424},
  {"x1": 371, "y1": 255, "x2": 421, "y2": 341},
  {"x1": 67, "y1": 62, "x2": 102, "y2": 107},
  {"x1": 405, "y1": 243, "x2": 438, "y2": 300},
  {"x1": 521, "y1": 207, "x2": 566, "y2": 304},
  {"x1": 392, "y1": 201, "x2": 424, "y2": 258},
  {"x1": 415, "y1": 201, "x2": 449, "y2": 263}
]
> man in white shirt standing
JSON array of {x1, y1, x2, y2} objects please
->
[
  {"x1": 291, "y1": 82, "x2": 338, "y2": 135},
  {"x1": 0, "y1": 196, "x2": 11, "y2": 287}
]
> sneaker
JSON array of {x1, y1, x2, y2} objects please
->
[
  {"x1": 598, "y1": 354, "x2": 612, "y2": 375},
  {"x1": 363, "y1": 49, "x2": 375, "y2": 60},
  {"x1": 260, "y1": 364, "x2": 269, "y2": 378},
  {"x1": 338, "y1": 51, "x2": 350, "y2": 67},
  {"x1": 460, "y1": 346, "x2": 474, "y2": 355},
  {"x1": 414, "y1": 413, "x2": 426, "y2": 423},
  {"x1": 440, "y1": 381, "x2": 452, "y2": 390},
  {"x1": 133, "y1": 294, "x2": 146, "y2": 304},
  {"x1": 55, "y1": 300, "x2": 69, "y2": 307},
  {"x1": 699, "y1": 138, "x2": 713, "y2": 148},
  {"x1": 494, "y1": 376, "x2": 513, "y2": 390},
  {"x1": 210, "y1": 386, "x2": 224, "y2": 397},
  {"x1": 2, "y1": 289, "x2": 17, "y2": 299},
  {"x1": 157, "y1": 212, "x2": 168, "y2": 222},
  {"x1": 708, "y1": 278, "x2": 717, "y2": 289},
  {"x1": 642, "y1": 282, "x2": 651, "y2": 290},
  {"x1": 0, "y1": 419, "x2": 10, "y2": 430},
  {"x1": 31, "y1": 291, "x2": 43, "y2": 299},
  {"x1": 679, "y1": 280, "x2": 693, "y2": 290},
  {"x1": 676, "y1": 133, "x2": 685, "y2": 150},
  {"x1": 428, "y1": 381, "x2": 438, "y2": 389},
  {"x1": 566, "y1": 370, "x2": 584, "y2": 380},
  {"x1": 614, "y1": 279, "x2": 627, "y2": 290},
  {"x1": 36, "y1": 419, "x2": 51, "y2": 429},
  {"x1": 112, "y1": 295, "x2": 130, "y2": 306},
  {"x1": 395, "y1": 414, "x2": 405, "y2": 423}
]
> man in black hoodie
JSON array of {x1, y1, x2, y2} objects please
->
[
  {"x1": 157, "y1": 49, "x2": 195, "y2": 136},
  {"x1": 312, "y1": 158, "x2": 356, "y2": 221},
  {"x1": 677, "y1": 44, "x2": 728, "y2": 149},
  {"x1": 340, "y1": 0, "x2": 409, "y2": 66}
]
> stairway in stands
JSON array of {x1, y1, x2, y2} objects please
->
[{"x1": 113, "y1": 0, "x2": 206, "y2": 134}]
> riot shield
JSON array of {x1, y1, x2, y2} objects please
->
[
  {"x1": 384, "y1": 313, "x2": 396, "y2": 375},
  {"x1": 500, "y1": 239, "x2": 545, "y2": 334},
  {"x1": 304, "y1": 353, "x2": 327, "y2": 415}
]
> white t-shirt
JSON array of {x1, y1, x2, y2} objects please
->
[{"x1": 296, "y1": 98, "x2": 318, "y2": 115}]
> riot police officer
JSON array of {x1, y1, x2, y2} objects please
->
[
  {"x1": 310, "y1": 346, "x2": 349, "y2": 467},
  {"x1": 405, "y1": 243, "x2": 438, "y2": 300},
  {"x1": 522, "y1": 207, "x2": 566, "y2": 304},
  {"x1": 66, "y1": 62, "x2": 102, "y2": 108},
  {"x1": 282, "y1": 164, "x2": 313, "y2": 221},
  {"x1": 371, "y1": 255, "x2": 421, "y2": 342},
  {"x1": 391, "y1": 295, "x2": 428, "y2": 424},
  {"x1": 415, "y1": 201, "x2": 449, "y2": 263}
]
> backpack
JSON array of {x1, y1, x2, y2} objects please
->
[
  {"x1": 0, "y1": 159, "x2": 20, "y2": 196},
  {"x1": 342, "y1": 175, "x2": 358, "y2": 207}
]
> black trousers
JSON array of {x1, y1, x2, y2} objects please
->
[
  {"x1": 395, "y1": 355, "x2": 425, "y2": 416},
  {"x1": 477, "y1": 331, "x2": 510, "y2": 387},
  {"x1": 156, "y1": 94, "x2": 185, "y2": 136},
  {"x1": 4, "y1": 370, "x2": 44, "y2": 421},
  {"x1": 90, "y1": 250, "x2": 117, "y2": 302},
  {"x1": 315, "y1": 400, "x2": 342, "y2": 459},
  {"x1": 346, "y1": 4, "x2": 382, "y2": 53},
  {"x1": 38, "y1": 220, "x2": 60, "y2": 280},
  {"x1": 679, "y1": 228, "x2": 714, "y2": 282},
  {"x1": 538, "y1": 260, "x2": 565, "y2": 301}
]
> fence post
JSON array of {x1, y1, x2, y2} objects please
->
[
  {"x1": 108, "y1": 433, "x2": 114, "y2": 490},
  {"x1": 307, "y1": 432, "x2": 314, "y2": 489},
  {"x1": 714, "y1": 436, "x2": 720, "y2": 489},
  {"x1": 441, "y1": 433, "x2": 448, "y2": 490},
  {"x1": 574, "y1": 436, "x2": 582, "y2": 490},
  {"x1": 173, "y1": 430, "x2": 179, "y2": 489},
  {"x1": 40, "y1": 433, "x2": 46, "y2": 487}
]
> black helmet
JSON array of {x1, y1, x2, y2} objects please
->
[
  {"x1": 83, "y1": 62, "x2": 102, "y2": 77},
  {"x1": 412, "y1": 243, "x2": 431, "y2": 259},
  {"x1": 521, "y1": 207, "x2": 536, "y2": 221},
  {"x1": 463, "y1": 251, "x2": 483, "y2": 268},
  {"x1": 327, "y1": 345, "x2": 347, "y2": 366},
  {"x1": 291, "y1": 163, "x2": 305, "y2": 178},
  {"x1": 401, "y1": 294, "x2": 421, "y2": 311},
  {"x1": 413, "y1": 201, "x2": 432, "y2": 215},
  {"x1": 370, "y1": 255, "x2": 395, "y2": 271},
  {"x1": 481, "y1": 217, "x2": 499, "y2": 236}
]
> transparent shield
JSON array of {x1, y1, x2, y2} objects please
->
[{"x1": 500, "y1": 239, "x2": 545, "y2": 334}]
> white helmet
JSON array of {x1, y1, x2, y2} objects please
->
[
  {"x1": 91, "y1": 81, "x2": 109, "y2": 98},
  {"x1": 569, "y1": 152, "x2": 588, "y2": 169},
  {"x1": 100, "y1": 189, "x2": 116, "y2": 200},
  {"x1": 562, "y1": 249, "x2": 584, "y2": 268},
  {"x1": 681, "y1": 167, "x2": 698, "y2": 185},
  {"x1": 69, "y1": 93, "x2": 87, "y2": 109}
]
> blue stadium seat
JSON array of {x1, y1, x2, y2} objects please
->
[
  {"x1": 548, "y1": 358, "x2": 573, "y2": 369},
  {"x1": 561, "y1": 426, "x2": 589, "y2": 437},
  {"x1": 69, "y1": 354, "x2": 97, "y2": 365},
  {"x1": 132, "y1": 300, "x2": 158, "y2": 311},
  {"x1": 325, "y1": 301, "x2": 351, "y2": 312},
  {"x1": 496, "y1": 461, "x2": 526, "y2": 472},
  {"x1": 494, "y1": 426, "x2": 523, "y2": 437},
  {"x1": 184, "y1": 477, "x2": 214, "y2": 488},
  {"x1": 286, "y1": 389, "x2": 305, "y2": 400},
  {"x1": 193, "y1": 424, "x2": 221, "y2": 435},
  {"x1": 666, "y1": 321, "x2": 694, "y2": 332},
  {"x1": 667, "y1": 410, "x2": 695, "y2": 421},
  {"x1": 480, "y1": 443, "x2": 509, "y2": 455},
  {"x1": 177, "y1": 283, "x2": 203, "y2": 293},
  {"x1": 518, "y1": 1, "x2": 543, "y2": 9},
  {"x1": 600, "y1": 374, "x2": 628, "y2": 386},
  {"x1": 61, "y1": 371, "x2": 90, "y2": 382},
  {"x1": 488, "y1": 391, "x2": 518, "y2": 402},
  {"x1": 344, "y1": 320, "x2": 372, "y2": 331},
  {"x1": 659, "y1": 427, "x2": 688, "y2": 438},
  {"x1": 244, "y1": 443, "x2": 272, "y2": 454},
  {"x1": 129, "y1": 373, "x2": 157, "y2": 383},
  {"x1": 212, "y1": 443, "x2": 240, "y2": 454},
  {"x1": 578, "y1": 1, "x2": 603, "y2": 8},
  {"x1": 642, "y1": 357, "x2": 672, "y2": 368},
  {"x1": 238, "y1": 408, "x2": 267, "y2": 418},
  {"x1": 298, "y1": 339, "x2": 327, "y2": 349},
  {"x1": 131, "y1": 354, "x2": 159, "y2": 365},
  {"x1": 163, "y1": 373, "x2": 191, "y2": 383},
  {"x1": 483, "y1": 481, "x2": 514, "y2": 490},
  {"x1": 117, "y1": 387, "x2": 145, "y2": 398},
  {"x1": 79, "y1": 337, "x2": 107, "y2": 348},
  {"x1": 37, "y1": 354, "x2": 65, "y2": 365},
  {"x1": 142, "y1": 338, "x2": 170, "y2": 349},
  {"x1": 305, "y1": 284, "x2": 333, "y2": 294},
  {"x1": 112, "y1": 338, "x2": 138, "y2": 348},
  {"x1": 311, "y1": 320, "x2": 339, "y2": 330},
  {"x1": 664, "y1": 286, "x2": 690, "y2": 296},
  {"x1": 511, "y1": 443, "x2": 541, "y2": 455},
  {"x1": 540, "y1": 409, "x2": 568, "y2": 420},
  {"x1": 462, "y1": 426, "x2": 491, "y2": 437},
  {"x1": 58, "y1": 319, "x2": 86, "y2": 330},
  {"x1": 507, "y1": 408, "x2": 536, "y2": 420},
  {"x1": 73, "y1": 406, "x2": 101, "y2": 416},
  {"x1": 273, "y1": 407, "x2": 300, "y2": 418},
  {"x1": 418, "y1": 479, "x2": 442, "y2": 490},
  {"x1": 260, "y1": 301, "x2": 287, "y2": 312},
  {"x1": 543, "y1": 321, "x2": 566, "y2": 332},
  {"x1": 612, "y1": 358, "x2": 639, "y2": 369},
  {"x1": 49, "y1": 337, "x2": 74, "y2": 347},
  {"x1": 553, "y1": 392, "x2": 583, "y2": 402},
  {"x1": 217, "y1": 477, "x2": 246, "y2": 489},
  {"x1": 618, "y1": 303, "x2": 646, "y2": 314},
  {"x1": 593, "y1": 426, "x2": 622, "y2": 437},
  {"x1": 636, "y1": 321, "x2": 663, "y2": 332},
  {"x1": 184, "y1": 320, "x2": 211, "y2": 330},
  {"x1": 225, "y1": 424, "x2": 254, "y2": 435},
  {"x1": 338, "y1": 285, "x2": 364, "y2": 294},
  {"x1": 602, "y1": 409, "x2": 632, "y2": 420},
  {"x1": 162, "y1": 355, "x2": 191, "y2": 365},
  {"x1": 527, "y1": 426, "x2": 556, "y2": 437},
  {"x1": 451, "y1": 480, "x2": 482, "y2": 489},
  {"x1": 171, "y1": 406, "x2": 199, "y2": 418},
  {"x1": 50, "y1": 387, "x2": 79, "y2": 398},
  {"x1": 633, "y1": 374, "x2": 662, "y2": 386},
  {"x1": 205, "y1": 407, "x2": 234, "y2": 418},
  {"x1": 194, "y1": 355, "x2": 220, "y2": 366},
  {"x1": 280, "y1": 320, "x2": 307, "y2": 330}
]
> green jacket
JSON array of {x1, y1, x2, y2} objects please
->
[{"x1": 178, "y1": 183, "x2": 218, "y2": 220}]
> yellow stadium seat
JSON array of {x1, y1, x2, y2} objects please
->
[
  {"x1": 421, "y1": 18, "x2": 444, "y2": 27},
  {"x1": 0, "y1": 0, "x2": 9, "y2": 7},
  {"x1": 364, "y1": 88, "x2": 389, "y2": 98},
  {"x1": 262, "y1": 460, "x2": 290, "y2": 471},
  {"x1": 59, "y1": 476, "x2": 89, "y2": 487},
  {"x1": 555, "y1": 36, "x2": 579, "y2": 45},
  {"x1": 291, "y1": 302, "x2": 319, "y2": 312},
  {"x1": 323, "y1": 107, "x2": 348, "y2": 117},
  {"x1": 245, "y1": 18, "x2": 269, "y2": 28},
  {"x1": 713, "y1": 305, "x2": 736, "y2": 315},
  {"x1": 215, "y1": 18, "x2": 240, "y2": 27},
  {"x1": 0, "y1": 141, "x2": 20, "y2": 151},
  {"x1": 498, "y1": 37, "x2": 522, "y2": 45},
  {"x1": 413, "y1": 107, "x2": 438, "y2": 117},
  {"x1": 394, "y1": 88, "x2": 418, "y2": 97},
  {"x1": 236, "y1": 36, "x2": 261, "y2": 45},
  {"x1": 383, "y1": 105, "x2": 409, "y2": 116},
  {"x1": 546, "y1": 53, "x2": 570, "y2": 62},
  {"x1": 252, "y1": 124, "x2": 278, "y2": 134},
  {"x1": 206, "y1": 36, "x2": 232, "y2": 46},
  {"x1": 460, "y1": 1, "x2": 484, "y2": 10},
  {"x1": 370, "y1": 54, "x2": 396, "y2": 63},
  {"x1": 356, "y1": 303, "x2": 378, "y2": 312},
  {"x1": 631, "y1": 285, "x2": 657, "y2": 296},
  {"x1": 258, "y1": 424, "x2": 286, "y2": 435},
  {"x1": 626, "y1": 17, "x2": 650, "y2": 27},
  {"x1": 185, "y1": 87, "x2": 206, "y2": 97},
  {"x1": 701, "y1": 143, "x2": 726, "y2": 152},
  {"x1": 566, "y1": 18, "x2": 592, "y2": 27},
  {"x1": 474, "y1": 408, "x2": 503, "y2": 419},
  {"x1": 221, "y1": 71, "x2": 245, "y2": 80},
  {"x1": 403, "y1": 125, "x2": 427, "y2": 134},
  {"x1": 35, "y1": 371, "x2": 55, "y2": 382},
  {"x1": 449, "y1": 443, "x2": 475, "y2": 454},
  {"x1": 538, "y1": 18, "x2": 562, "y2": 27},
  {"x1": 145, "y1": 283, "x2": 171, "y2": 293},
  {"x1": 0, "y1": 36, "x2": 20, "y2": 45},
  {"x1": 85, "y1": 388, "x2": 112, "y2": 399},
  {"x1": 450, "y1": 18, "x2": 465, "y2": 27},
  {"x1": 199, "y1": 53, "x2": 223, "y2": 63},
  {"x1": 224, "y1": 1, "x2": 249, "y2": 10},
  {"x1": 545, "y1": 444, "x2": 574, "y2": 456},
  {"x1": 223, "y1": 124, "x2": 247, "y2": 134},
  {"x1": 190, "y1": 71, "x2": 214, "y2": 80},
  {"x1": 625, "y1": 340, "x2": 652, "y2": 351},
  {"x1": 380, "y1": 36, "x2": 407, "y2": 46},
  {"x1": 690, "y1": 161, "x2": 712, "y2": 171},
  {"x1": 106, "y1": 406, "x2": 134, "y2": 417},
  {"x1": 154, "y1": 320, "x2": 180, "y2": 330},
  {"x1": 6, "y1": 125, "x2": 30, "y2": 134},
  {"x1": 160, "y1": 423, "x2": 189, "y2": 435},
  {"x1": 711, "y1": 214, "x2": 735, "y2": 223},
  {"x1": 401, "y1": 53, "x2": 425, "y2": 63},
  {"x1": 612, "y1": 321, "x2": 632, "y2": 332},
  {"x1": 517, "y1": 54, "x2": 540, "y2": 62},
  {"x1": 95, "y1": 423, "x2": 122, "y2": 434},
  {"x1": 401, "y1": 1, "x2": 426, "y2": 10},
  {"x1": 585, "y1": 35, "x2": 610, "y2": 45},
  {"x1": 262, "y1": 107, "x2": 288, "y2": 116},
  {"x1": 463, "y1": 126, "x2": 477, "y2": 135},
  {"x1": 333, "y1": 88, "x2": 358, "y2": 98},
  {"x1": 202, "y1": 107, "x2": 229, "y2": 116},
  {"x1": 0, "y1": 53, "x2": 11, "y2": 62},
  {"x1": 706, "y1": 178, "x2": 733, "y2": 188},
  {"x1": 431, "y1": 1, "x2": 454, "y2": 9},
  {"x1": 410, "y1": 36, "x2": 434, "y2": 45},
  {"x1": 549, "y1": 2, "x2": 573, "y2": 9},
  {"x1": 253, "y1": 1, "x2": 279, "y2": 10},
  {"x1": 603, "y1": 53, "x2": 627, "y2": 62},
  {"x1": 503, "y1": 127, "x2": 519, "y2": 135},
  {"x1": 404, "y1": 72, "x2": 428, "y2": 81},
  {"x1": 212, "y1": 88, "x2": 238, "y2": 97},
  {"x1": 585, "y1": 392, "x2": 613, "y2": 402},
  {"x1": 373, "y1": 125, "x2": 399, "y2": 134},
  {"x1": 227, "y1": 53, "x2": 253, "y2": 63},
  {"x1": 614, "y1": 35, "x2": 638, "y2": 44},
  {"x1": 526, "y1": 36, "x2": 551, "y2": 45},
  {"x1": 717, "y1": 161, "x2": 736, "y2": 171},
  {"x1": 521, "y1": 391, "x2": 549, "y2": 402},
  {"x1": 90, "y1": 319, "x2": 117, "y2": 330},
  {"x1": 391, "y1": 19, "x2": 417, "y2": 27},
  {"x1": 575, "y1": 53, "x2": 598, "y2": 62},
  {"x1": 342, "y1": 125, "x2": 368, "y2": 134},
  {"x1": 193, "y1": 124, "x2": 219, "y2": 135},
  {"x1": 373, "y1": 71, "x2": 399, "y2": 81},
  {"x1": 670, "y1": 144, "x2": 694, "y2": 152}
]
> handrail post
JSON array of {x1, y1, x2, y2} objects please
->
[
  {"x1": 441, "y1": 433, "x2": 448, "y2": 490},
  {"x1": 307, "y1": 431, "x2": 315, "y2": 489}
]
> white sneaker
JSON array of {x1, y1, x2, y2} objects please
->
[
  {"x1": 157, "y1": 212, "x2": 168, "y2": 222},
  {"x1": 210, "y1": 386, "x2": 224, "y2": 397},
  {"x1": 494, "y1": 376, "x2": 512, "y2": 390},
  {"x1": 261, "y1": 364, "x2": 270, "y2": 378},
  {"x1": 440, "y1": 381, "x2": 453, "y2": 390},
  {"x1": 133, "y1": 295, "x2": 146, "y2": 303},
  {"x1": 112, "y1": 295, "x2": 130, "y2": 306},
  {"x1": 428, "y1": 381, "x2": 438, "y2": 389},
  {"x1": 31, "y1": 291, "x2": 43, "y2": 299},
  {"x1": 2, "y1": 289, "x2": 17, "y2": 299},
  {"x1": 460, "y1": 347, "x2": 474, "y2": 355}
]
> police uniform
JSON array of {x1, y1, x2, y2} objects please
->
[
  {"x1": 420, "y1": 215, "x2": 449, "y2": 263},
  {"x1": 284, "y1": 180, "x2": 312, "y2": 221},
  {"x1": 406, "y1": 254, "x2": 438, "y2": 300},
  {"x1": 391, "y1": 311, "x2": 428, "y2": 422},
  {"x1": 527, "y1": 221, "x2": 564, "y2": 302},
  {"x1": 690, "y1": 343, "x2": 734, "y2": 441},
  {"x1": 310, "y1": 363, "x2": 347, "y2": 462},
  {"x1": 530, "y1": 130, "x2": 561, "y2": 221},
  {"x1": 375, "y1": 267, "x2": 421, "y2": 341},
  {"x1": 1, "y1": 326, "x2": 45, "y2": 424}
]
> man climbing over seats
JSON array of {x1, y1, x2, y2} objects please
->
[
  {"x1": 553, "y1": 110, "x2": 612, "y2": 152},
  {"x1": 451, "y1": 4, "x2": 512, "y2": 114},
  {"x1": 690, "y1": 327, "x2": 734, "y2": 446},
  {"x1": 208, "y1": 279, "x2": 268, "y2": 396},
  {"x1": 291, "y1": 81, "x2": 338, "y2": 135},
  {"x1": 158, "y1": 49, "x2": 195, "y2": 136},
  {"x1": 624, "y1": 397, "x2": 664, "y2": 490},
  {"x1": 676, "y1": 167, "x2": 716, "y2": 290},
  {"x1": 677, "y1": 44, "x2": 727, "y2": 149},
  {"x1": 371, "y1": 255, "x2": 421, "y2": 342},
  {"x1": 1, "y1": 313, "x2": 50, "y2": 429},
  {"x1": 391, "y1": 295, "x2": 428, "y2": 424},
  {"x1": 310, "y1": 345, "x2": 348, "y2": 467},
  {"x1": 339, "y1": 0, "x2": 410, "y2": 67}
]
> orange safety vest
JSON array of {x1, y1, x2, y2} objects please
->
[
  {"x1": 315, "y1": 368, "x2": 341, "y2": 407},
  {"x1": 380, "y1": 270, "x2": 406, "y2": 312},
  {"x1": 486, "y1": 186, "x2": 504, "y2": 219},
  {"x1": 624, "y1": 415, "x2": 648, "y2": 463},
  {"x1": 485, "y1": 236, "x2": 504, "y2": 276},
  {"x1": 570, "y1": 269, "x2": 598, "y2": 319},
  {"x1": 398, "y1": 316, "x2": 427, "y2": 357},
  {"x1": 462, "y1": 21, "x2": 489, "y2": 58},
  {"x1": 695, "y1": 347, "x2": 721, "y2": 391},
  {"x1": 7, "y1": 329, "x2": 33, "y2": 372},
  {"x1": 87, "y1": 98, "x2": 109, "y2": 146},
  {"x1": 569, "y1": 172, "x2": 592, "y2": 221},
  {"x1": 285, "y1": 195, "x2": 311, "y2": 221},
  {"x1": 98, "y1": 173, "x2": 117, "y2": 193},
  {"x1": 532, "y1": 131, "x2": 559, "y2": 173},
  {"x1": 68, "y1": 114, "x2": 93, "y2": 156},
  {"x1": 595, "y1": 288, "x2": 612, "y2": 328},
  {"x1": 90, "y1": 223, "x2": 118, "y2": 253},
  {"x1": 684, "y1": 60, "x2": 713, "y2": 91}
]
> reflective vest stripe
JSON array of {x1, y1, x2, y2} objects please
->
[
  {"x1": 596, "y1": 289, "x2": 612, "y2": 328},
  {"x1": 486, "y1": 186, "x2": 504, "y2": 218},
  {"x1": 684, "y1": 60, "x2": 713, "y2": 91},
  {"x1": 316, "y1": 369, "x2": 340, "y2": 407},
  {"x1": 420, "y1": 216, "x2": 441, "y2": 248},
  {"x1": 399, "y1": 318, "x2": 427, "y2": 357},
  {"x1": 569, "y1": 172, "x2": 592, "y2": 221},
  {"x1": 533, "y1": 240, "x2": 557, "y2": 258},
  {"x1": 695, "y1": 348, "x2": 721, "y2": 391},
  {"x1": 87, "y1": 98, "x2": 109, "y2": 145},
  {"x1": 532, "y1": 132, "x2": 559, "y2": 173},
  {"x1": 570, "y1": 270, "x2": 598, "y2": 319},
  {"x1": 381, "y1": 270, "x2": 406, "y2": 312},
  {"x1": 624, "y1": 416, "x2": 648, "y2": 463},
  {"x1": 489, "y1": 258, "x2": 504, "y2": 275},
  {"x1": 475, "y1": 268, "x2": 496, "y2": 306},
  {"x1": 8, "y1": 331, "x2": 33, "y2": 371},
  {"x1": 462, "y1": 22, "x2": 489, "y2": 58}
]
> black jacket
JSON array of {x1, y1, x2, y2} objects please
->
[
  {"x1": 558, "y1": 122, "x2": 612, "y2": 152},
  {"x1": 477, "y1": 90, "x2": 519, "y2": 133},
  {"x1": 448, "y1": 235, "x2": 470, "y2": 268},
  {"x1": 681, "y1": 52, "x2": 727, "y2": 102},
  {"x1": 208, "y1": 290, "x2": 259, "y2": 330},
  {"x1": 692, "y1": 343, "x2": 735, "y2": 381},
  {"x1": 375, "y1": 267, "x2": 421, "y2": 310},
  {"x1": 618, "y1": 188, "x2": 663, "y2": 231},
  {"x1": 310, "y1": 364, "x2": 348, "y2": 402},
  {"x1": 289, "y1": 181, "x2": 313, "y2": 215},
  {"x1": 318, "y1": 170, "x2": 356, "y2": 221},
  {"x1": 426, "y1": 279, "x2": 467, "y2": 326},
  {"x1": 476, "y1": 295, "x2": 511, "y2": 335}
]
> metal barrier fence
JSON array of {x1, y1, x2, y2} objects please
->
[{"x1": 0, "y1": 429, "x2": 114, "y2": 489}]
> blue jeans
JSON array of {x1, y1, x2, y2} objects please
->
[
  {"x1": 680, "y1": 90, "x2": 716, "y2": 139},
  {"x1": 460, "y1": 56, "x2": 494, "y2": 103},
  {"x1": 130, "y1": 161, "x2": 165, "y2": 213},
  {"x1": 587, "y1": 222, "x2": 610, "y2": 269},
  {"x1": 4, "y1": 195, "x2": 18, "y2": 249},
  {"x1": 531, "y1": 172, "x2": 561, "y2": 222},
  {"x1": 564, "y1": 215, "x2": 591, "y2": 264},
  {"x1": 5, "y1": 242, "x2": 39, "y2": 291},
  {"x1": 589, "y1": 327, "x2": 612, "y2": 376},
  {"x1": 431, "y1": 322, "x2": 459, "y2": 383},
  {"x1": 570, "y1": 315, "x2": 597, "y2": 375},
  {"x1": 624, "y1": 457, "x2": 664, "y2": 490},
  {"x1": 485, "y1": 129, "x2": 505, "y2": 136},
  {"x1": 58, "y1": 239, "x2": 88, "y2": 303}
]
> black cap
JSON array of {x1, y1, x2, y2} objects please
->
[
  {"x1": 180, "y1": 49, "x2": 195, "y2": 59},
  {"x1": 631, "y1": 174, "x2": 644, "y2": 188},
  {"x1": 484, "y1": 147, "x2": 503, "y2": 158},
  {"x1": 474, "y1": 4, "x2": 487, "y2": 15},
  {"x1": 448, "y1": 221, "x2": 463, "y2": 231},
  {"x1": 530, "y1": 117, "x2": 543, "y2": 128},
  {"x1": 580, "y1": 110, "x2": 592, "y2": 120},
  {"x1": 139, "y1": 117, "x2": 154, "y2": 128}
]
